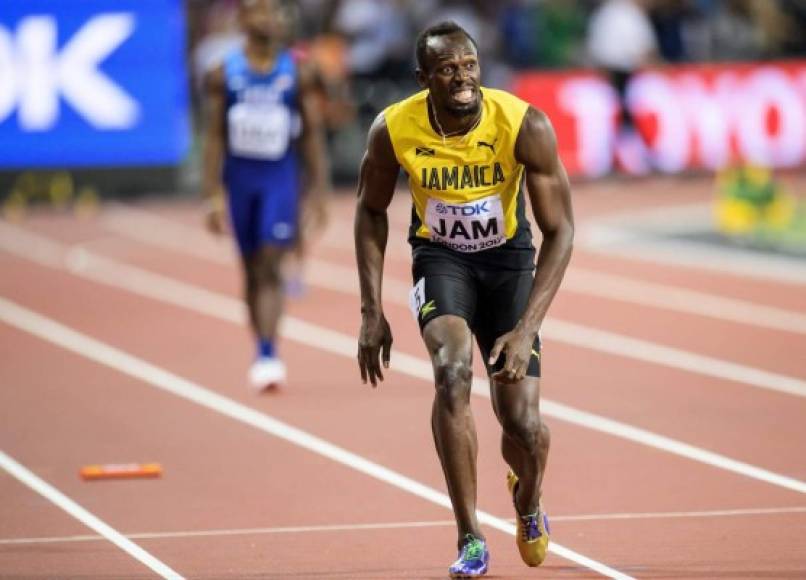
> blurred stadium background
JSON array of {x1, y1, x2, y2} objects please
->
[
  {"x1": 2, "y1": 3, "x2": 806, "y2": 577},
  {"x1": 1, "y1": 0, "x2": 805, "y2": 250}
]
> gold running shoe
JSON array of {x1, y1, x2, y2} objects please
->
[{"x1": 506, "y1": 470, "x2": 550, "y2": 567}]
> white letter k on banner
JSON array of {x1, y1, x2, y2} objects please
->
[{"x1": 13, "y1": 13, "x2": 139, "y2": 131}]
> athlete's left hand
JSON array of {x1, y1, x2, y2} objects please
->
[
  {"x1": 301, "y1": 194, "x2": 329, "y2": 241},
  {"x1": 489, "y1": 326, "x2": 536, "y2": 384}
]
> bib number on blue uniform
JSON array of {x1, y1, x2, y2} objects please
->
[
  {"x1": 425, "y1": 194, "x2": 505, "y2": 253},
  {"x1": 228, "y1": 102, "x2": 291, "y2": 160}
]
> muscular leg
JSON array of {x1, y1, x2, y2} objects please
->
[
  {"x1": 491, "y1": 377, "x2": 550, "y2": 515},
  {"x1": 244, "y1": 245, "x2": 288, "y2": 343},
  {"x1": 424, "y1": 315, "x2": 484, "y2": 548}
]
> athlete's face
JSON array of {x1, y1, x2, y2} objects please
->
[
  {"x1": 418, "y1": 33, "x2": 481, "y2": 118},
  {"x1": 239, "y1": 0, "x2": 281, "y2": 43}
]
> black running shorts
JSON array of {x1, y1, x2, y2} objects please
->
[{"x1": 410, "y1": 248, "x2": 541, "y2": 378}]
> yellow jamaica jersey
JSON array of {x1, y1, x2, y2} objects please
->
[{"x1": 384, "y1": 87, "x2": 535, "y2": 266}]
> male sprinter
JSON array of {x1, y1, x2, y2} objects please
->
[
  {"x1": 354, "y1": 22, "x2": 573, "y2": 577},
  {"x1": 203, "y1": 0, "x2": 328, "y2": 390}
]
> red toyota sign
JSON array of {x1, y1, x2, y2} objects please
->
[{"x1": 512, "y1": 61, "x2": 806, "y2": 177}]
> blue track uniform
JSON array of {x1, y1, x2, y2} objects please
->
[{"x1": 222, "y1": 48, "x2": 301, "y2": 257}]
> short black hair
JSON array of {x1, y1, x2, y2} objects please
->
[{"x1": 415, "y1": 21, "x2": 478, "y2": 72}]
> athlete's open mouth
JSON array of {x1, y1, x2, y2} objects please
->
[{"x1": 450, "y1": 87, "x2": 475, "y2": 105}]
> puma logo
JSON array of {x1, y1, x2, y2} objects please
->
[
  {"x1": 478, "y1": 138, "x2": 497, "y2": 153},
  {"x1": 420, "y1": 300, "x2": 437, "y2": 317}
]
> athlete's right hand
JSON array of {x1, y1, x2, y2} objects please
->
[
  {"x1": 204, "y1": 194, "x2": 228, "y2": 236},
  {"x1": 358, "y1": 310, "x2": 393, "y2": 387}
]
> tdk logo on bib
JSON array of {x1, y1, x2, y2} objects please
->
[
  {"x1": 435, "y1": 201, "x2": 490, "y2": 216},
  {"x1": 0, "y1": 0, "x2": 189, "y2": 168},
  {"x1": 426, "y1": 194, "x2": 506, "y2": 253}
]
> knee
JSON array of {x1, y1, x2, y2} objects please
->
[
  {"x1": 248, "y1": 255, "x2": 283, "y2": 287},
  {"x1": 502, "y1": 410, "x2": 545, "y2": 454},
  {"x1": 538, "y1": 421, "x2": 551, "y2": 455},
  {"x1": 434, "y1": 359, "x2": 473, "y2": 414}
]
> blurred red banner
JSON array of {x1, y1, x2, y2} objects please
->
[{"x1": 512, "y1": 61, "x2": 806, "y2": 177}]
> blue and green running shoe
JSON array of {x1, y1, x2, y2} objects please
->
[{"x1": 448, "y1": 534, "x2": 490, "y2": 578}]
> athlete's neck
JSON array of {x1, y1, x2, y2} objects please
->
[
  {"x1": 428, "y1": 98, "x2": 481, "y2": 138},
  {"x1": 245, "y1": 38, "x2": 279, "y2": 73}
]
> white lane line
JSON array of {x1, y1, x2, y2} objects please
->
[
  {"x1": 301, "y1": 209, "x2": 806, "y2": 320},
  {"x1": 563, "y1": 269, "x2": 806, "y2": 335},
  {"x1": 299, "y1": 260, "x2": 806, "y2": 400},
  {"x1": 579, "y1": 202, "x2": 806, "y2": 286},
  {"x1": 533, "y1": 397, "x2": 806, "y2": 494},
  {"x1": 0, "y1": 450, "x2": 184, "y2": 580},
  {"x1": 301, "y1": 258, "x2": 806, "y2": 399},
  {"x1": 581, "y1": 232, "x2": 806, "y2": 286},
  {"x1": 101, "y1": 206, "x2": 238, "y2": 265},
  {"x1": 98, "y1": 209, "x2": 806, "y2": 392},
  {"x1": 15, "y1": 209, "x2": 806, "y2": 342},
  {"x1": 5, "y1": 506, "x2": 806, "y2": 547},
  {"x1": 103, "y1": 205, "x2": 806, "y2": 336},
  {"x1": 551, "y1": 505, "x2": 806, "y2": 522},
  {"x1": 306, "y1": 261, "x2": 806, "y2": 399},
  {"x1": 228, "y1": 249, "x2": 806, "y2": 340},
  {"x1": 101, "y1": 203, "x2": 414, "y2": 263},
  {"x1": 1, "y1": 222, "x2": 805, "y2": 493},
  {"x1": 0, "y1": 297, "x2": 632, "y2": 580},
  {"x1": 542, "y1": 319, "x2": 806, "y2": 398},
  {"x1": 89, "y1": 214, "x2": 806, "y2": 397},
  {"x1": 0, "y1": 521, "x2": 459, "y2": 545}
]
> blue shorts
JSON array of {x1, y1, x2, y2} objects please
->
[{"x1": 224, "y1": 155, "x2": 299, "y2": 258}]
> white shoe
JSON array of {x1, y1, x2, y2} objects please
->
[{"x1": 248, "y1": 358, "x2": 286, "y2": 392}]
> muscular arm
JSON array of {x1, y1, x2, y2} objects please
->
[
  {"x1": 297, "y1": 60, "x2": 331, "y2": 201},
  {"x1": 202, "y1": 66, "x2": 226, "y2": 203},
  {"x1": 354, "y1": 113, "x2": 400, "y2": 385},
  {"x1": 355, "y1": 113, "x2": 399, "y2": 315},
  {"x1": 516, "y1": 107, "x2": 574, "y2": 333},
  {"x1": 489, "y1": 107, "x2": 574, "y2": 382}
]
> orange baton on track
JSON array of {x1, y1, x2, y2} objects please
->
[{"x1": 79, "y1": 463, "x2": 162, "y2": 481}]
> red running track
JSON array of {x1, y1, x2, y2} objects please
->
[{"x1": 1, "y1": 176, "x2": 805, "y2": 579}]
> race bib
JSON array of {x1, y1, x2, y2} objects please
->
[
  {"x1": 228, "y1": 102, "x2": 291, "y2": 160},
  {"x1": 425, "y1": 194, "x2": 505, "y2": 253}
]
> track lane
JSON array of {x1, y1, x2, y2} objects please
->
[
  {"x1": 1, "y1": 250, "x2": 806, "y2": 576},
  {"x1": 6, "y1": 292, "x2": 806, "y2": 576},
  {"x1": 3, "y1": 185, "x2": 806, "y2": 578},
  {"x1": 0, "y1": 321, "x2": 487, "y2": 579},
  {"x1": 32, "y1": 214, "x2": 806, "y2": 478},
  {"x1": 6, "y1": 218, "x2": 806, "y2": 488},
  {"x1": 0, "y1": 259, "x2": 640, "y2": 578},
  {"x1": 1, "y1": 220, "x2": 806, "y2": 482}
]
